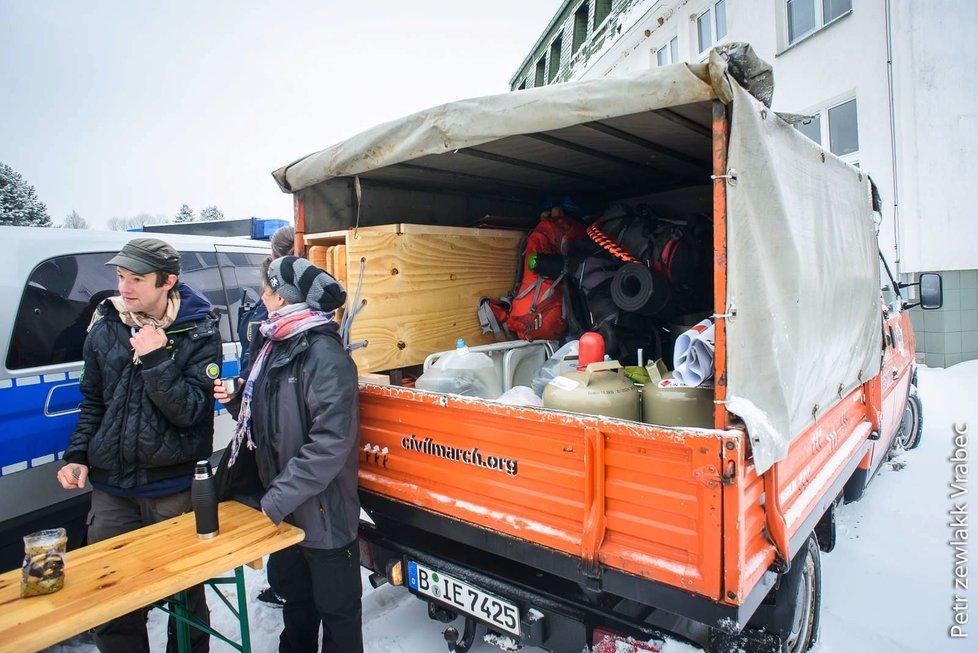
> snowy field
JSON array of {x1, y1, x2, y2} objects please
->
[{"x1": 45, "y1": 362, "x2": 977, "y2": 653}]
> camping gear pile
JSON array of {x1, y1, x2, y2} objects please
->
[{"x1": 481, "y1": 201, "x2": 713, "y2": 367}]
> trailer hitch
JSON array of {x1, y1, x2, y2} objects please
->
[{"x1": 444, "y1": 617, "x2": 478, "y2": 652}]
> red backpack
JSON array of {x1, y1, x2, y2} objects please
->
[{"x1": 479, "y1": 208, "x2": 586, "y2": 341}]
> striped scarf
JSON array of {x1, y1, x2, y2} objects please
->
[{"x1": 226, "y1": 302, "x2": 335, "y2": 467}]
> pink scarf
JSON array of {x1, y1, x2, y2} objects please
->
[{"x1": 226, "y1": 302, "x2": 335, "y2": 467}]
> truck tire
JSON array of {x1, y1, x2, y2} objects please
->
[
  {"x1": 895, "y1": 391, "x2": 923, "y2": 451},
  {"x1": 779, "y1": 536, "x2": 821, "y2": 653},
  {"x1": 710, "y1": 535, "x2": 821, "y2": 653}
]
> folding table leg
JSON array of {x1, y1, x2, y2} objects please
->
[
  {"x1": 234, "y1": 567, "x2": 252, "y2": 653},
  {"x1": 172, "y1": 590, "x2": 192, "y2": 653}
]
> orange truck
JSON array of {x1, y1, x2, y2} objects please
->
[{"x1": 272, "y1": 45, "x2": 942, "y2": 652}]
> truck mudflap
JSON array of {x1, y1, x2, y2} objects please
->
[{"x1": 358, "y1": 384, "x2": 734, "y2": 604}]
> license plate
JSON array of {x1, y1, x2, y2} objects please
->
[{"x1": 407, "y1": 561, "x2": 520, "y2": 636}]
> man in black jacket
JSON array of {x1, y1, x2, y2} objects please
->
[{"x1": 57, "y1": 238, "x2": 221, "y2": 653}]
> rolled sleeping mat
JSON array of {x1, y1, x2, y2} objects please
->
[{"x1": 611, "y1": 262, "x2": 672, "y2": 318}]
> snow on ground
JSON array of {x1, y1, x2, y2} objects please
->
[{"x1": 44, "y1": 362, "x2": 977, "y2": 653}]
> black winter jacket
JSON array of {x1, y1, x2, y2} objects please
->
[
  {"x1": 247, "y1": 322, "x2": 360, "y2": 550},
  {"x1": 63, "y1": 284, "x2": 222, "y2": 489}
]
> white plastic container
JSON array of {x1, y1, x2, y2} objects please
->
[
  {"x1": 416, "y1": 339, "x2": 504, "y2": 399},
  {"x1": 422, "y1": 340, "x2": 554, "y2": 393}
]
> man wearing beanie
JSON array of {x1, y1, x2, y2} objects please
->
[
  {"x1": 215, "y1": 256, "x2": 361, "y2": 652},
  {"x1": 56, "y1": 238, "x2": 221, "y2": 653}
]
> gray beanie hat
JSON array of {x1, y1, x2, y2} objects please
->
[{"x1": 266, "y1": 256, "x2": 346, "y2": 311}]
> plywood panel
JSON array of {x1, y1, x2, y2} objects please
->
[{"x1": 307, "y1": 225, "x2": 523, "y2": 372}]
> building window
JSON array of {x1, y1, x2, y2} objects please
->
[
  {"x1": 796, "y1": 115, "x2": 821, "y2": 143},
  {"x1": 573, "y1": 2, "x2": 590, "y2": 54},
  {"x1": 656, "y1": 36, "x2": 680, "y2": 66},
  {"x1": 535, "y1": 57, "x2": 546, "y2": 87},
  {"x1": 594, "y1": 0, "x2": 611, "y2": 29},
  {"x1": 696, "y1": 0, "x2": 728, "y2": 54},
  {"x1": 794, "y1": 97, "x2": 859, "y2": 163},
  {"x1": 549, "y1": 36, "x2": 562, "y2": 82},
  {"x1": 518, "y1": 79, "x2": 527, "y2": 91},
  {"x1": 828, "y1": 98, "x2": 858, "y2": 156},
  {"x1": 786, "y1": 0, "x2": 851, "y2": 44}
]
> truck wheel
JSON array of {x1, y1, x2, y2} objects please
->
[
  {"x1": 709, "y1": 536, "x2": 821, "y2": 653},
  {"x1": 895, "y1": 391, "x2": 923, "y2": 451},
  {"x1": 780, "y1": 536, "x2": 821, "y2": 653}
]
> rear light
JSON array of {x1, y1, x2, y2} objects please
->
[{"x1": 592, "y1": 627, "x2": 663, "y2": 652}]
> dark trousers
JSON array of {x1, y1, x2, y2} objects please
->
[
  {"x1": 87, "y1": 489, "x2": 210, "y2": 653},
  {"x1": 268, "y1": 540, "x2": 363, "y2": 653}
]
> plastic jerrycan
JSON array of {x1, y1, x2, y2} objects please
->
[
  {"x1": 416, "y1": 339, "x2": 503, "y2": 399},
  {"x1": 542, "y1": 332, "x2": 640, "y2": 420}
]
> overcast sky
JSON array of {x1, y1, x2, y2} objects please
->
[{"x1": 0, "y1": 1, "x2": 563, "y2": 228}]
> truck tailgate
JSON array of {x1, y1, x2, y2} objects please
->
[{"x1": 358, "y1": 384, "x2": 729, "y2": 601}]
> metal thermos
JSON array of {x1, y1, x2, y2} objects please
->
[{"x1": 192, "y1": 460, "x2": 219, "y2": 539}]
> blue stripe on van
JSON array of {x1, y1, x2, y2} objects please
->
[
  {"x1": 0, "y1": 380, "x2": 79, "y2": 471},
  {"x1": 0, "y1": 360, "x2": 241, "y2": 475}
]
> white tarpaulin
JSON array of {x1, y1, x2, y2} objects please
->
[
  {"x1": 272, "y1": 45, "x2": 882, "y2": 474},
  {"x1": 272, "y1": 63, "x2": 715, "y2": 193},
  {"x1": 722, "y1": 78, "x2": 880, "y2": 473}
]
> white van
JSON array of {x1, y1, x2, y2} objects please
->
[{"x1": 0, "y1": 226, "x2": 269, "y2": 568}]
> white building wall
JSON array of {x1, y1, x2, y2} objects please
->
[
  {"x1": 568, "y1": 0, "x2": 978, "y2": 276},
  {"x1": 890, "y1": 0, "x2": 978, "y2": 273}
]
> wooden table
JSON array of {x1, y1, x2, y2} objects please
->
[{"x1": 0, "y1": 501, "x2": 304, "y2": 653}]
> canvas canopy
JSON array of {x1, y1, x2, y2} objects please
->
[{"x1": 272, "y1": 45, "x2": 881, "y2": 474}]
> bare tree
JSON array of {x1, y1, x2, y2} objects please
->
[{"x1": 61, "y1": 210, "x2": 88, "y2": 229}]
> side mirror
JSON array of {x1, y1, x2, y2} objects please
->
[{"x1": 918, "y1": 273, "x2": 943, "y2": 310}]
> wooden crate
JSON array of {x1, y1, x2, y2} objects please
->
[{"x1": 305, "y1": 224, "x2": 523, "y2": 373}]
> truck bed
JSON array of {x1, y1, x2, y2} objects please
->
[{"x1": 357, "y1": 384, "x2": 733, "y2": 603}]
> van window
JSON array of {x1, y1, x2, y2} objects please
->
[
  {"x1": 7, "y1": 250, "x2": 267, "y2": 370},
  {"x1": 7, "y1": 253, "x2": 120, "y2": 370},
  {"x1": 217, "y1": 252, "x2": 267, "y2": 340},
  {"x1": 179, "y1": 251, "x2": 232, "y2": 341},
  {"x1": 158, "y1": 250, "x2": 266, "y2": 343}
]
